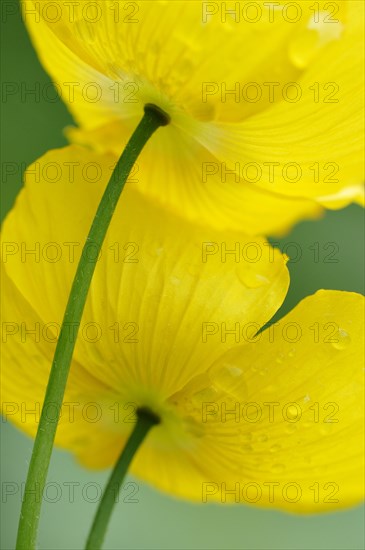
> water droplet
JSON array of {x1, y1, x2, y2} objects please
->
[
  {"x1": 271, "y1": 463, "x2": 285, "y2": 474},
  {"x1": 286, "y1": 424, "x2": 297, "y2": 434},
  {"x1": 288, "y1": 348, "x2": 296, "y2": 358},
  {"x1": 270, "y1": 444, "x2": 281, "y2": 453},
  {"x1": 289, "y1": 30, "x2": 318, "y2": 69},
  {"x1": 276, "y1": 353, "x2": 285, "y2": 365},
  {"x1": 303, "y1": 394, "x2": 311, "y2": 403},
  {"x1": 286, "y1": 405, "x2": 300, "y2": 420},
  {"x1": 237, "y1": 267, "x2": 270, "y2": 289},
  {"x1": 257, "y1": 434, "x2": 268, "y2": 443},
  {"x1": 331, "y1": 328, "x2": 351, "y2": 350}
]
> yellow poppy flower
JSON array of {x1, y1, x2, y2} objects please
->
[
  {"x1": 2, "y1": 146, "x2": 363, "y2": 512},
  {"x1": 22, "y1": 0, "x2": 364, "y2": 235}
]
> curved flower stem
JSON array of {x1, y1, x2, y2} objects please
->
[
  {"x1": 85, "y1": 408, "x2": 160, "y2": 550},
  {"x1": 16, "y1": 105, "x2": 169, "y2": 550}
]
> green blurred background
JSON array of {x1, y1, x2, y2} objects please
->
[{"x1": 1, "y1": 1, "x2": 364, "y2": 548}]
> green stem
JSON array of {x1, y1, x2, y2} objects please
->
[
  {"x1": 16, "y1": 105, "x2": 169, "y2": 550},
  {"x1": 85, "y1": 408, "x2": 160, "y2": 550}
]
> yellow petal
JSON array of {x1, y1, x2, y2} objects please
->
[
  {"x1": 1, "y1": 145, "x2": 289, "y2": 459},
  {"x1": 22, "y1": 0, "x2": 363, "y2": 234},
  {"x1": 68, "y1": 119, "x2": 323, "y2": 235},
  {"x1": 2, "y1": 148, "x2": 362, "y2": 511},
  {"x1": 75, "y1": 290, "x2": 364, "y2": 513},
  {"x1": 183, "y1": 290, "x2": 363, "y2": 512},
  {"x1": 22, "y1": 0, "x2": 309, "y2": 123},
  {"x1": 199, "y1": 5, "x2": 364, "y2": 206}
]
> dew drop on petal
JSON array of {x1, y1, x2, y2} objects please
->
[
  {"x1": 257, "y1": 433, "x2": 268, "y2": 443},
  {"x1": 236, "y1": 265, "x2": 270, "y2": 289},
  {"x1": 286, "y1": 424, "x2": 297, "y2": 434},
  {"x1": 286, "y1": 405, "x2": 300, "y2": 420},
  {"x1": 331, "y1": 328, "x2": 351, "y2": 350},
  {"x1": 288, "y1": 29, "x2": 318, "y2": 69}
]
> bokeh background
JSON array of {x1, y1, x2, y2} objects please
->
[{"x1": 1, "y1": 0, "x2": 364, "y2": 548}]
